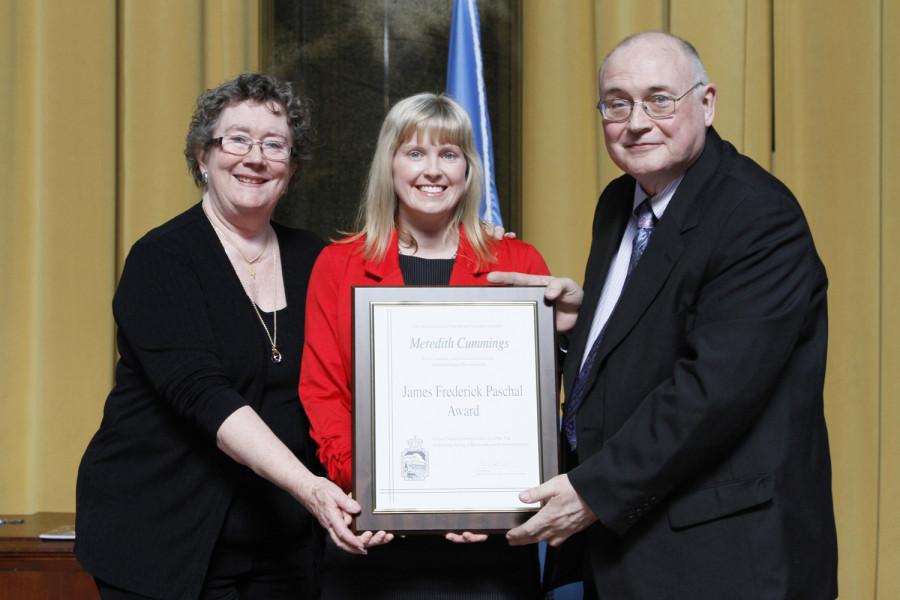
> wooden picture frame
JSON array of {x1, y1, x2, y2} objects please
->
[{"x1": 352, "y1": 286, "x2": 559, "y2": 533}]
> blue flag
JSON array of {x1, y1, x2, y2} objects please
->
[{"x1": 446, "y1": 0, "x2": 502, "y2": 226}]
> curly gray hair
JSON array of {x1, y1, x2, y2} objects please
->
[{"x1": 184, "y1": 72, "x2": 310, "y2": 187}]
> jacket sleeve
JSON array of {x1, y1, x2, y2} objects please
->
[
  {"x1": 502, "y1": 239, "x2": 551, "y2": 277},
  {"x1": 299, "y1": 247, "x2": 354, "y2": 490},
  {"x1": 113, "y1": 238, "x2": 247, "y2": 440},
  {"x1": 568, "y1": 189, "x2": 826, "y2": 534}
]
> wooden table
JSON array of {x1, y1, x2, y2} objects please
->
[{"x1": 0, "y1": 512, "x2": 98, "y2": 600}]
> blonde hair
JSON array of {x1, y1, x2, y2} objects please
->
[{"x1": 345, "y1": 92, "x2": 494, "y2": 264}]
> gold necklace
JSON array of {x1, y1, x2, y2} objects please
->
[
  {"x1": 248, "y1": 242, "x2": 282, "y2": 364},
  {"x1": 209, "y1": 219, "x2": 269, "y2": 279},
  {"x1": 207, "y1": 212, "x2": 282, "y2": 363}
]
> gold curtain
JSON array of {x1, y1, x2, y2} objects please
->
[
  {"x1": 118, "y1": 0, "x2": 261, "y2": 255},
  {"x1": 520, "y1": 1, "x2": 599, "y2": 278},
  {"x1": 0, "y1": 0, "x2": 259, "y2": 512},
  {"x1": 522, "y1": 0, "x2": 898, "y2": 597},
  {"x1": 773, "y1": 3, "x2": 883, "y2": 596},
  {"x1": 0, "y1": 0, "x2": 118, "y2": 513},
  {"x1": 880, "y1": 3, "x2": 900, "y2": 595}
]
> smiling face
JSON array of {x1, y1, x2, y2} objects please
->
[
  {"x1": 392, "y1": 129, "x2": 468, "y2": 231},
  {"x1": 196, "y1": 100, "x2": 296, "y2": 222},
  {"x1": 600, "y1": 34, "x2": 716, "y2": 196}
]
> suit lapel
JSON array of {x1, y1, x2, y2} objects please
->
[
  {"x1": 575, "y1": 127, "x2": 725, "y2": 393},
  {"x1": 362, "y1": 229, "x2": 405, "y2": 284},
  {"x1": 591, "y1": 213, "x2": 684, "y2": 368},
  {"x1": 449, "y1": 225, "x2": 488, "y2": 284},
  {"x1": 364, "y1": 225, "x2": 486, "y2": 286},
  {"x1": 564, "y1": 184, "x2": 632, "y2": 396}
]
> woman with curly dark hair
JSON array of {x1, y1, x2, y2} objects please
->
[{"x1": 76, "y1": 73, "x2": 367, "y2": 600}]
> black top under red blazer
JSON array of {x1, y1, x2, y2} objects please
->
[
  {"x1": 76, "y1": 204, "x2": 324, "y2": 599},
  {"x1": 560, "y1": 128, "x2": 837, "y2": 599}
]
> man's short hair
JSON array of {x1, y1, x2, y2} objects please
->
[{"x1": 599, "y1": 31, "x2": 709, "y2": 87}]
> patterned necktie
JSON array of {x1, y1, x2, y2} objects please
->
[{"x1": 563, "y1": 199, "x2": 657, "y2": 450}]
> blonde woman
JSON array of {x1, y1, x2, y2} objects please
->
[{"x1": 300, "y1": 93, "x2": 547, "y2": 598}]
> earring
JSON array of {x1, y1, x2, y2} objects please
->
[{"x1": 202, "y1": 171, "x2": 209, "y2": 185}]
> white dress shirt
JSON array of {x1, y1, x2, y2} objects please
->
[{"x1": 579, "y1": 176, "x2": 683, "y2": 370}]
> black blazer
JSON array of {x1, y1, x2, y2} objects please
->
[
  {"x1": 561, "y1": 129, "x2": 837, "y2": 599},
  {"x1": 76, "y1": 204, "x2": 324, "y2": 599}
]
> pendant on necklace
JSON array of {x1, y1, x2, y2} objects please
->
[
  {"x1": 271, "y1": 347, "x2": 283, "y2": 364},
  {"x1": 249, "y1": 264, "x2": 257, "y2": 279}
]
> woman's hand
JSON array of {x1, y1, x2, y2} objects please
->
[
  {"x1": 215, "y1": 407, "x2": 371, "y2": 555},
  {"x1": 445, "y1": 531, "x2": 488, "y2": 543},
  {"x1": 360, "y1": 530, "x2": 395, "y2": 548},
  {"x1": 299, "y1": 482, "x2": 394, "y2": 552},
  {"x1": 486, "y1": 272, "x2": 583, "y2": 333},
  {"x1": 296, "y1": 476, "x2": 371, "y2": 555}
]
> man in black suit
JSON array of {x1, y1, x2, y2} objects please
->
[{"x1": 501, "y1": 31, "x2": 838, "y2": 599}]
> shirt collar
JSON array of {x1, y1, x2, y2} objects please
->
[
  {"x1": 362, "y1": 224, "x2": 484, "y2": 280},
  {"x1": 632, "y1": 175, "x2": 683, "y2": 221}
]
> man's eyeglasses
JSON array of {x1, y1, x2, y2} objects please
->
[
  {"x1": 210, "y1": 135, "x2": 292, "y2": 161},
  {"x1": 598, "y1": 82, "x2": 705, "y2": 122}
]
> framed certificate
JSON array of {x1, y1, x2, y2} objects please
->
[{"x1": 352, "y1": 286, "x2": 559, "y2": 533}]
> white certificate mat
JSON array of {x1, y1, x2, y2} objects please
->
[
  {"x1": 353, "y1": 286, "x2": 559, "y2": 532},
  {"x1": 372, "y1": 302, "x2": 540, "y2": 512}
]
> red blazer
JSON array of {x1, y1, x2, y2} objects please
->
[{"x1": 300, "y1": 227, "x2": 550, "y2": 490}]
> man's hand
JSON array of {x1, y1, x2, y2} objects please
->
[
  {"x1": 487, "y1": 225, "x2": 517, "y2": 240},
  {"x1": 506, "y1": 474, "x2": 598, "y2": 547},
  {"x1": 486, "y1": 272, "x2": 583, "y2": 333}
]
